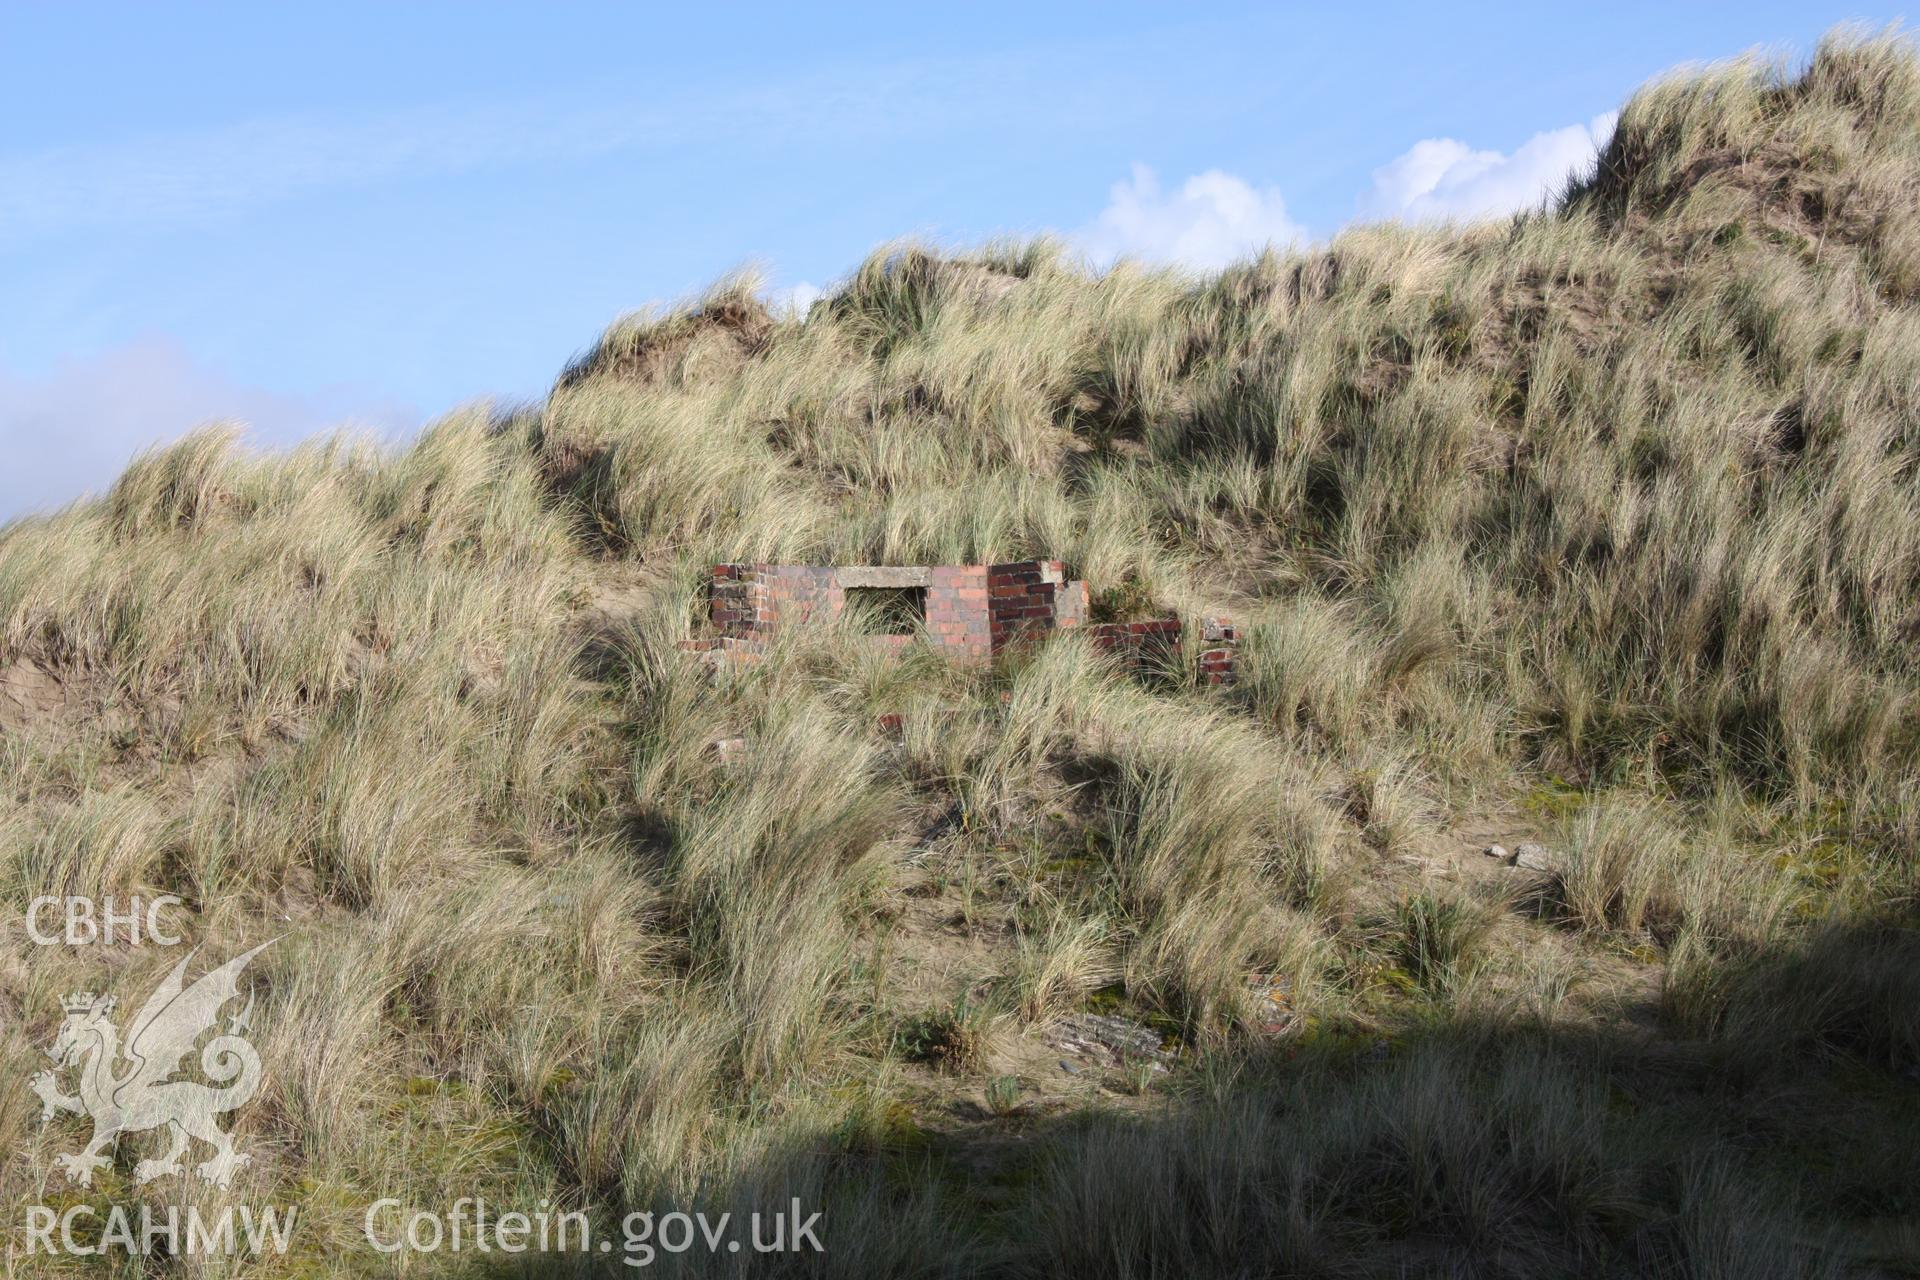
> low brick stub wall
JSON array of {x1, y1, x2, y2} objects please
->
[
  {"x1": 987, "y1": 560, "x2": 1066, "y2": 654},
  {"x1": 694, "y1": 562, "x2": 1235, "y2": 683},
  {"x1": 1197, "y1": 615, "x2": 1240, "y2": 686},
  {"x1": 1085, "y1": 615, "x2": 1240, "y2": 685},
  {"x1": 927, "y1": 564, "x2": 991, "y2": 659},
  {"x1": 708, "y1": 563, "x2": 763, "y2": 637},
  {"x1": 706, "y1": 561, "x2": 1001, "y2": 662},
  {"x1": 1085, "y1": 618, "x2": 1181, "y2": 672}
]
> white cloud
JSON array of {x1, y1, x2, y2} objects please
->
[
  {"x1": 1360, "y1": 112, "x2": 1617, "y2": 223},
  {"x1": 0, "y1": 338, "x2": 417, "y2": 522},
  {"x1": 765, "y1": 281, "x2": 825, "y2": 318},
  {"x1": 1078, "y1": 164, "x2": 1307, "y2": 270}
]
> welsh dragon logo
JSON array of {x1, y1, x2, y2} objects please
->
[{"x1": 30, "y1": 940, "x2": 275, "y2": 1190}]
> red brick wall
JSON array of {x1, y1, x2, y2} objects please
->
[
  {"x1": 707, "y1": 563, "x2": 995, "y2": 662},
  {"x1": 709, "y1": 563, "x2": 760, "y2": 637},
  {"x1": 697, "y1": 563, "x2": 1232, "y2": 682},
  {"x1": 1083, "y1": 615, "x2": 1240, "y2": 685},
  {"x1": 926, "y1": 565, "x2": 990, "y2": 660},
  {"x1": 760, "y1": 565, "x2": 835, "y2": 632},
  {"x1": 1086, "y1": 619, "x2": 1182, "y2": 672},
  {"x1": 1197, "y1": 616, "x2": 1239, "y2": 686},
  {"x1": 988, "y1": 560, "x2": 1065, "y2": 653},
  {"x1": 710, "y1": 564, "x2": 840, "y2": 637}
]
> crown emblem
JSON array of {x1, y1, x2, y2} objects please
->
[{"x1": 60, "y1": 992, "x2": 113, "y2": 1014}]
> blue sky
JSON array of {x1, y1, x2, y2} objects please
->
[{"x1": 0, "y1": 2, "x2": 1908, "y2": 518}]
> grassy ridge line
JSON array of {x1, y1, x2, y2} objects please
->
[{"x1": 0, "y1": 28, "x2": 1916, "y2": 1277}]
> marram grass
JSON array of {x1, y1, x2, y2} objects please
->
[{"x1": 2, "y1": 29, "x2": 1918, "y2": 1278}]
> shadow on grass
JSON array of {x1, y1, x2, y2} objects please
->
[{"x1": 436, "y1": 916, "x2": 1920, "y2": 1278}]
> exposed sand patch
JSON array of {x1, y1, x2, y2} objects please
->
[{"x1": 0, "y1": 655, "x2": 69, "y2": 735}]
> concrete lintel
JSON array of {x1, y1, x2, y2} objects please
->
[{"x1": 834, "y1": 566, "x2": 933, "y2": 588}]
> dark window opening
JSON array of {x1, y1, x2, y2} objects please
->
[{"x1": 846, "y1": 586, "x2": 926, "y2": 635}]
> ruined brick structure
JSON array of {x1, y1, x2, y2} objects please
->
[{"x1": 682, "y1": 560, "x2": 1237, "y2": 684}]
